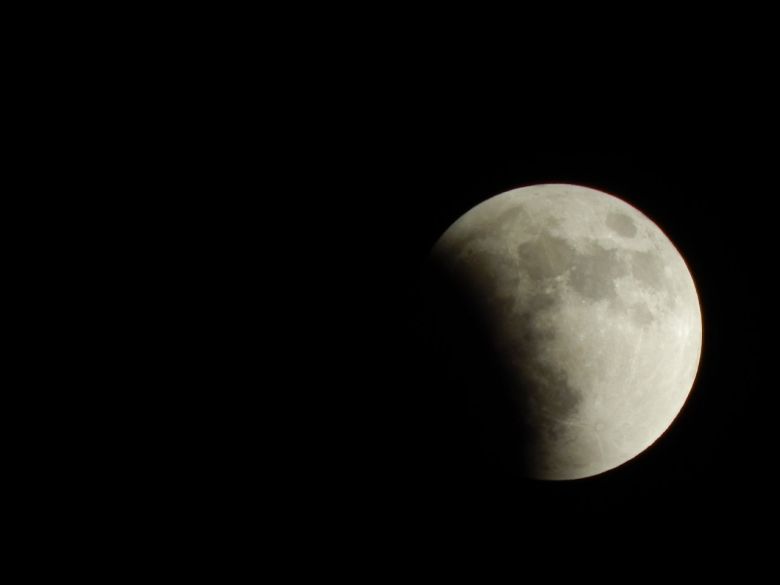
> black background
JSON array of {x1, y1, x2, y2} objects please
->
[{"x1": 28, "y1": 10, "x2": 780, "y2": 576}]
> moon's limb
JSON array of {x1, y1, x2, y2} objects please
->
[{"x1": 430, "y1": 184, "x2": 702, "y2": 480}]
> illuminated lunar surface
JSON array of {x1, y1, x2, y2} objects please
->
[{"x1": 430, "y1": 184, "x2": 702, "y2": 480}]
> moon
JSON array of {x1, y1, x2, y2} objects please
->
[{"x1": 427, "y1": 184, "x2": 702, "y2": 480}]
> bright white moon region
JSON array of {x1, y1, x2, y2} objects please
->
[{"x1": 430, "y1": 184, "x2": 702, "y2": 480}]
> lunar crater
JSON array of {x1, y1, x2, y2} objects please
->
[
  {"x1": 606, "y1": 212, "x2": 638, "y2": 237},
  {"x1": 567, "y1": 243, "x2": 626, "y2": 302},
  {"x1": 630, "y1": 250, "x2": 665, "y2": 290},
  {"x1": 516, "y1": 231, "x2": 576, "y2": 280}
]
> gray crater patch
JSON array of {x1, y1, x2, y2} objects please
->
[
  {"x1": 630, "y1": 250, "x2": 665, "y2": 289},
  {"x1": 606, "y1": 212, "x2": 637, "y2": 237},
  {"x1": 516, "y1": 232, "x2": 577, "y2": 280},
  {"x1": 568, "y1": 244, "x2": 626, "y2": 301},
  {"x1": 629, "y1": 302, "x2": 655, "y2": 326},
  {"x1": 494, "y1": 205, "x2": 529, "y2": 230}
]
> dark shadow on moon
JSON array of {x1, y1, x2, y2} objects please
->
[{"x1": 419, "y1": 250, "x2": 583, "y2": 480}]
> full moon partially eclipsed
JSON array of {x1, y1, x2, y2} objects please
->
[{"x1": 428, "y1": 184, "x2": 702, "y2": 480}]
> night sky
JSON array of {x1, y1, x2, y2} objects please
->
[{"x1": 50, "y1": 13, "x2": 779, "y2": 576}]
